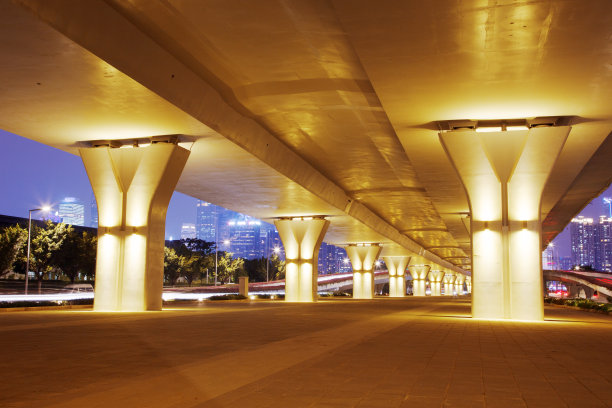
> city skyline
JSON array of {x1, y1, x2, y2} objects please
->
[{"x1": 2, "y1": 128, "x2": 611, "y2": 263}]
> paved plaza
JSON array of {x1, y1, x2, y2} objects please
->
[{"x1": 2, "y1": 297, "x2": 611, "y2": 408}]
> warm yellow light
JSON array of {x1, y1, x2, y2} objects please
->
[
  {"x1": 522, "y1": 221, "x2": 528, "y2": 230},
  {"x1": 506, "y1": 125, "x2": 529, "y2": 132},
  {"x1": 476, "y1": 126, "x2": 502, "y2": 133},
  {"x1": 41, "y1": 206, "x2": 51, "y2": 212}
]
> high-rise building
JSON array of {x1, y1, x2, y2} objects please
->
[
  {"x1": 58, "y1": 197, "x2": 85, "y2": 226},
  {"x1": 181, "y1": 223, "x2": 196, "y2": 240},
  {"x1": 195, "y1": 201, "x2": 218, "y2": 242},
  {"x1": 541, "y1": 243, "x2": 557, "y2": 270},
  {"x1": 90, "y1": 194, "x2": 98, "y2": 228},
  {"x1": 570, "y1": 216, "x2": 595, "y2": 268},
  {"x1": 603, "y1": 197, "x2": 612, "y2": 218},
  {"x1": 559, "y1": 256, "x2": 572, "y2": 270},
  {"x1": 318, "y1": 242, "x2": 351, "y2": 274},
  {"x1": 226, "y1": 216, "x2": 264, "y2": 259},
  {"x1": 595, "y1": 216, "x2": 612, "y2": 272}
]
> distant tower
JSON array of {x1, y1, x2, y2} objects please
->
[
  {"x1": 195, "y1": 201, "x2": 218, "y2": 242},
  {"x1": 541, "y1": 243, "x2": 556, "y2": 270},
  {"x1": 570, "y1": 216, "x2": 595, "y2": 268},
  {"x1": 595, "y1": 216, "x2": 612, "y2": 272},
  {"x1": 58, "y1": 197, "x2": 85, "y2": 226},
  {"x1": 90, "y1": 194, "x2": 98, "y2": 228},
  {"x1": 180, "y1": 223, "x2": 196, "y2": 240},
  {"x1": 604, "y1": 197, "x2": 612, "y2": 218}
]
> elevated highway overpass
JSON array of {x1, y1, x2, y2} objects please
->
[
  {"x1": 544, "y1": 270, "x2": 612, "y2": 300},
  {"x1": 1, "y1": 0, "x2": 610, "y2": 319}
]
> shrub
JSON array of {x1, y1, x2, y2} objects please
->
[{"x1": 208, "y1": 294, "x2": 247, "y2": 301}]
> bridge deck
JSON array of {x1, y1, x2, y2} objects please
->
[{"x1": 1, "y1": 297, "x2": 611, "y2": 407}]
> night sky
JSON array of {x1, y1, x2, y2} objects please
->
[{"x1": 1, "y1": 129, "x2": 610, "y2": 257}]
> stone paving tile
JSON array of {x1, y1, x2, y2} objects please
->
[{"x1": 1, "y1": 297, "x2": 612, "y2": 407}]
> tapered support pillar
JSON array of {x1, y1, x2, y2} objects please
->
[
  {"x1": 384, "y1": 256, "x2": 410, "y2": 297},
  {"x1": 274, "y1": 217, "x2": 329, "y2": 302},
  {"x1": 440, "y1": 126, "x2": 569, "y2": 320},
  {"x1": 80, "y1": 143, "x2": 189, "y2": 311},
  {"x1": 409, "y1": 265, "x2": 430, "y2": 296},
  {"x1": 347, "y1": 244, "x2": 382, "y2": 299},
  {"x1": 443, "y1": 273, "x2": 456, "y2": 296},
  {"x1": 466, "y1": 276, "x2": 472, "y2": 293},
  {"x1": 455, "y1": 274, "x2": 466, "y2": 295},
  {"x1": 428, "y1": 270, "x2": 445, "y2": 296}
]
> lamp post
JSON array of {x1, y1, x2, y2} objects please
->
[
  {"x1": 267, "y1": 243, "x2": 281, "y2": 282},
  {"x1": 25, "y1": 206, "x2": 50, "y2": 295}
]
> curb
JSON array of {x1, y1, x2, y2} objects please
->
[{"x1": 0, "y1": 304, "x2": 93, "y2": 313}]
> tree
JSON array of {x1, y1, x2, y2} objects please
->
[
  {"x1": 164, "y1": 247, "x2": 186, "y2": 286},
  {"x1": 21, "y1": 220, "x2": 71, "y2": 293},
  {"x1": 0, "y1": 225, "x2": 27, "y2": 277},
  {"x1": 216, "y1": 252, "x2": 244, "y2": 284},
  {"x1": 166, "y1": 239, "x2": 215, "y2": 286},
  {"x1": 268, "y1": 254, "x2": 286, "y2": 281},
  {"x1": 243, "y1": 257, "x2": 267, "y2": 282},
  {"x1": 54, "y1": 230, "x2": 97, "y2": 283}
]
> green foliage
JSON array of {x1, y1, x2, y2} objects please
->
[
  {"x1": 216, "y1": 252, "x2": 244, "y2": 284},
  {"x1": 164, "y1": 239, "x2": 216, "y2": 286},
  {"x1": 164, "y1": 247, "x2": 186, "y2": 285},
  {"x1": 20, "y1": 220, "x2": 72, "y2": 292},
  {"x1": 0, "y1": 225, "x2": 27, "y2": 276},
  {"x1": 53, "y1": 230, "x2": 97, "y2": 283},
  {"x1": 208, "y1": 294, "x2": 247, "y2": 301},
  {"x1": 544, "y1": 297, "x2": 612, "y2": 314}
]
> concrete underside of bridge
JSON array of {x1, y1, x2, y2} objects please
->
[
  {"x1": 1, "y1": 1, "x2": 611, "y2": 316},
  {"x1": 2, "y1": 298, "x2": 612, "y2": 408}
]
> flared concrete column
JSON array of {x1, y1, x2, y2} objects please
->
[
  {"x1": 440, "y1": 126, "x2": 569, "y2": 320},
  {"x1": 274, "y1": 217, "x2": 329, "y2": 302},
  {"x1": 443, "y1": 273, "x2": 456, "y2": 296},
  {"x1": 347, "y1": 244, "x2": 382, "y2": 299},
  {"x1": 80, "y1": 142, "x2": 189, "y2": 311},
  {"x1": 466, "y1": 276, "x2": 472, "y2": 293},
  {"x1": 384, "y1": 256, "x2": 410, "y2": 297},
  {"x1": 409, "y1": 265, "x2": 430, "y2": 297},
  {"x1": 455, "y1": 274, "x2": 466, "y2": 295},
  {"x1": 428, "y1": 270, "x2": 445, "y2": 296}
]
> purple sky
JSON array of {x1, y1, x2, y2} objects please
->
[{"x1": 1, "y1": 129, "x2": 610, "y2": 256}]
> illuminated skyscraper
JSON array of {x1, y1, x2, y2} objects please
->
[
  {"x1": 595, "y1": 216, "x2": 612, "y2": 272},
  {"x1": 58, "y1": 197, "x2": 85, "y2": 226},
  {"x1": 90, "y1": 194, "x2": 98, "y2": 228},
  {"x1": 570, "y1": 216, "x2": 595, "y2": 268},
  {"x1": 181, "y1": 223, "x2": 196, "y2": 240},
  {"x1": 195, "y1": 201, "x2": 218, "y2": 242}
]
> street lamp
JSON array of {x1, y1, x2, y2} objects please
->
[
  {"x1": 215, "y1": 236, "x2": 230, "y2": 286},
  {"x1": 25, "y1": 206, "x2": 50, "y2": 295},
  {"x1": 266, "y1": 244, "x2": 281, "y2": 282}
]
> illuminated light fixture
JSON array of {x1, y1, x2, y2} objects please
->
[
  {"x1": 484, "y1": 221, "x2": 489, "y2": 231},
  {"x1": 475, "y1": 126, "x2": 502, "y2": 133},
  {"x1": 506, "y1": 125, "x2": 529, "y2": 132},
  {"x1": 302, "y1": 217, "x2": 313, "y2": 221},
  {"x1": 439, "y1": 116, "x2": 572, "y2": 133},
  {"x1": 522, "y1": 221, "x2": 528, "y2": 230}
]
